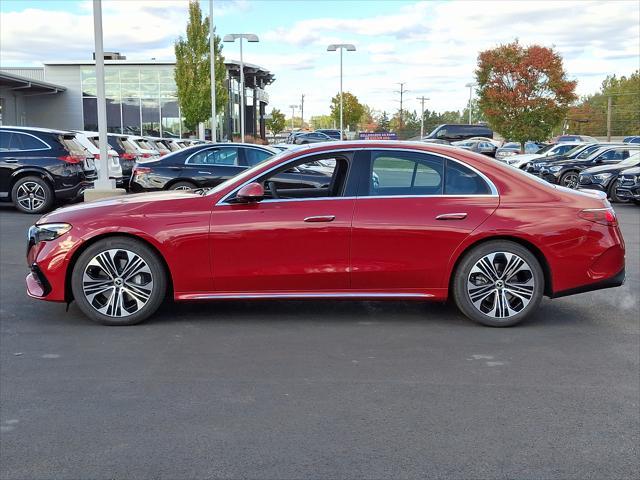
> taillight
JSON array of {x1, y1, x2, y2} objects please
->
[
  {"x1": 58, "y1": 155, "x2": 83, "y2": 164},
  {"x1": 121, "y1": 153, "x2": 136, "y2": 160},
  {"x1": 578, "y1": 208, "x2": 617, "y2": 226},
  {"x1": 139, "y1": 153, "x2": 152, "y2": 159},
  {"x1": 133, "y1": 167, "x2": 151, "y2": 176},
  {"x1": 160, "y1": 151, "x2": 168, "y2": 156}
]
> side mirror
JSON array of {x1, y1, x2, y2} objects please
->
[{"x1": 236, "y1": 182, "x2": 264, "y2": 203}]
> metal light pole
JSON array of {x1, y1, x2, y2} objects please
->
[
  {"x1": 327, "y1": 44, "x2": 355, "y2": 140},
  {"x1": 416, "y1": 95, "x2": 429, "y2": 139},
  {"x1": 289, "y1": 104, "x2": 298, "y2": 130},
  {"x1": 92, "y1": 0, "x2": 112, "y2": 189},
  {"x1": 465, "y1": 82, "x2": 476, "y2": 124},
  {"x1": 209, "y1": 0, "x2": 216, "y2": 141},
  {"x1": 223, "y1": 33, "x2": 259, "y2": 143}
]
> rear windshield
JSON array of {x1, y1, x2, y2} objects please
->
[{"x1": 59, "y1": 136, "x2": 87, "y2": 155}]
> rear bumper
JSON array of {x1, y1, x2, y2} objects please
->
[
  {"x1": 55, "y1": 179, "x2": 94, "y2": 201},
  {"x1": 551, "y1": 268, "x2": 625, "y2": 298}
]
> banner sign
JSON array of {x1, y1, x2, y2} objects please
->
[{"x1": 358, "y1": 132, "x2": 398, "y2": 140}]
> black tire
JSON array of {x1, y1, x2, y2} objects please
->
[
  {"x1": 607, "y1": 179, "x2": 629, "y2": 203},
  {"x1": 453, "y1": 240, "x2": 544, "y2": 327},
  {"x1": 11, "y1": 176, "x2": 54, "y2": 214},
  {"x1": 71, "y1": 237, "x2": 167, "y2": 325},
  {"x1": 168, "y1": 181, "x2": 197, "y2": 191},
  {"x1": 559, "y1": 171, "x2": 579, "y2": 189}
]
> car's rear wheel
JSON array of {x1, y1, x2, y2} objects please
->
[
  {"x1": 71, "y1": 237, "x2": 167, "y2": 325},
  {"x1": 169, "y1": 181, "x2": 197, "y2": 191},
  {"x1": 11, "y1": 176, "x2": 54, "y2": 214},
  {"x1": 559, "y1": 171, "x2": 579, "y2": 189},
  {"x1": 453, "y1": 241, "x2": 544, "y2": 327}
]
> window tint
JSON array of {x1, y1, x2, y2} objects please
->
[
  {"x1": 0, "y1": 132, "x2": 12, "y2": 151},
  {"x1": 370, "y1": 152, "x2": 443, "y2": 196},
  {"x1": 255, "y1": 155, "x2": 348, "y2": 200},
  {"x1": 187, "y1": 147, "x2": 239, "y2": 166},
  {"x1": 244, "y1": 148, "x2": 272, "y2": 167},
  {"x1": 577, "y1": 145, "x2": 599, "y2": 159},
  {"x1": 14, "y1": 133, "x2": 48, "y2": 150},
  {"x1": 444, "y1": 159, "x2": 492, "y2": 195}
]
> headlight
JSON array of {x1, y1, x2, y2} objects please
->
[
  {"x1": 28, "y1": 223, "x2": 72, "y2": 245},
  {"x1": 506, "y1": 158, "x2": 520, "y2": 165},
  {"x1": 549, "y1": 166, "x2": 563, "y2": 172},
  {"x1": 593, "y1": 173, "x2": 613, "y2": 183},
  {"x1": 498, "y1": 151, "x2": 516, "y2": 158}
]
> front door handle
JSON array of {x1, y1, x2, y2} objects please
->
[
  {"x1": 436, "y1": 212, "x2": 468, "y2": 220},
  {"x1": 4, "y1": 158, "x2": 18, "y2": 163},
  {"x1": 304, "y1": 215, "x2": 335, "y2": 223}
]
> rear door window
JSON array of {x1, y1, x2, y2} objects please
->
[
  {"x1": 0, "y1": 132, "x2": 11, "y2": 151},
  {"x1": 13, "y1": 133, "x2": 48, "y2": 150},
  {"x1": 369, "y1": 151, "x2": 443, "y2": 196},
  {"x1": 244, "y1": 148, "x2": 273, "y2": 167}
]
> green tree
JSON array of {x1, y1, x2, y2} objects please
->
[
  {"x1": 174, "y1": 0, "x2": 227, "y2": 132},
  {"x1": 475, "y1": 40, "x2": 577, "y2": 149},
  {"x1": 310, "y1": 115, "x2": 334, "y2": 129},
  {"x1": 265, "y1": 108, "x2": 286, "y2": 137},
  {"x1": 330, "y1": 92, "x2": 365, "y2": 131},
  {"x1": 375, "y1": 111, "x2": 391, "y2": 132},
  {"x1": 461, "y1": 99, "x2": 485, "y2": 124},
  {"x1": 566, "y1": 71, "x2": 640, "y2": 136}
]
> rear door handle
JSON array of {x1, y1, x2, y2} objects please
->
[
  {"x1": 436, "y1": 212, "x2": 468, "y2": 220},
  {"x1": 304, "y1": 215, "x2": 335, "y2": 223},
  {"x1": 4, "y1": 158, "x2": 18, "y2": 163}
]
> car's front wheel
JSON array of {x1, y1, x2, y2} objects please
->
[
  {"x1": 453, "y1": 241, "x2": 544, "y2": 327},
  {"x1": 71, "y1": 237, "x2": 167, "y2": 325},
  {"x1": 608, "y1": 180, "x2": 629, "y2": 203}
]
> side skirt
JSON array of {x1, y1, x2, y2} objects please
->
[{"x1": 175, "y1": 290, "x2": 447, "y2": 302}]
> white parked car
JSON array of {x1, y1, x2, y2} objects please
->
[
  {"x1": 145, "y1": 138, "x2": 171, "y2": 156},
  {"x1": 72, "y1": 131, "x2": 123, "y2": 183},
  {"x1": 122, "y1": 135, "x2": 160, "y2": 162},
  {"x1": 506, "y1": 142, "x2": 585, "y2": 169}
]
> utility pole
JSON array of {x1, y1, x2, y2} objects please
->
[
  {"x1": 394, "y1": 82, "x2": 407, "y2": 129},
  {"x1": 416, "y1": 95, "x2": 429, "y2": 138},
  {"x1": 289, "y1": 104, "x2": 298, "y2": 130},
  {"x1": 209, "y1": 0, "x2": 216, "y2": 141},
  {"x1": 606, "y1": 95, "x2": 612, "y2": 142},
  {"x1": 300, "y1": 94, "x2": 305, "y2": 130}
]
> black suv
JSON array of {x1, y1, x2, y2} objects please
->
[
  {"x1": 615, "y1": 166, "x2": 640, "y2": 204},
  {"x1": 578, "y1": 153, "x2": 640, "y2": 202},
  {"x1": 535, "y1": 145, "x2": 639, "y2": 188},
  {"x1": 423, "y1": 124, "x2": 493, "y2": 143},
  {"x1": 0, "y1": 127, "x2": 95, "y2": 214}
]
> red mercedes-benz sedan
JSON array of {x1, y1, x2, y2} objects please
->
[{"x1": 26, "y1": 141, "x2": 625, "y2": 327}]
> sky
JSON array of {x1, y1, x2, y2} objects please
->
[{"x1": 1, "y1": 0, "x2": 639, "y2": 120}]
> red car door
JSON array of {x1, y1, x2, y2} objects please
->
[
  {"x1": 209, "y1": 152, "x2": 355, "y2": 294},
  {"x1": 350, "y1": 150, "x2": 499, "y2": 293}
]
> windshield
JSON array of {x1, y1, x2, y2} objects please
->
[
  {"x1": 576, "y1": 144, "x2": 600, "y2": 159},
  {"x1": 618, "y1": 152, "x2": 640, "y2": 167},
  {"x1": 536, "y1": 144, "x2": 554, "y2": 154}
]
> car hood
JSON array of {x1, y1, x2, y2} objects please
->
[
  {"x1": 540, "y1": 158, "x2": 588, "y2": 168},
  {"x1": 510, "y1": 153, "x2": 542, "y2": 162},
  {"x1": 620, "y1": 166, "x2": 640, "y2": 175},
  {"x1": 581, "y1": 163, "x2": 628, "y2": 175},
  {"x1": 38, "y1": 190, "x2": 201, "y2": 224}
]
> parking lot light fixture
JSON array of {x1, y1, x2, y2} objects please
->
[
  {"x1": 327, "y1": 44, "x2": 356, "y2": 140},
  {"x1": 289, "y1": 104, "x2": 298, "y2": 130},
  {"x1": 223, "y1": 33, "x2": 259, "y2": 143},
  {"x1": 465, "y1": 82, "x2": 476, "y2": 124}
]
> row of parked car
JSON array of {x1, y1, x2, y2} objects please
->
[{"x1": 0, "y1": 126, "x2": 208, "y2": 213}]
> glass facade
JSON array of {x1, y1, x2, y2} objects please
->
[{"x1": 81, "y1": 65, "x2": 181, "y2": 137}]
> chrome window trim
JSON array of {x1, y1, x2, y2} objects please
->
[
  {"x1": 0, "y1": 130, "x2": 52, "y2": 152},
  {"x1": 184, "y1": 146, "x2": 239, "y2": 166},
  {"x1": 215, "y1": 147, "x2": 499, "y2": 205},
  {"x1": 184, "y1": 145, "x2": 274, "y2": 166}
]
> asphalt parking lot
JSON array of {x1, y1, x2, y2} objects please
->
[{"x1": 1, "y1": 203, "x2": 638, "y2": 479}]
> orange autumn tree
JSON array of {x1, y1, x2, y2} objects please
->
[{"x1": 475, "y1": 41, "x2": 577, "y2": 150}]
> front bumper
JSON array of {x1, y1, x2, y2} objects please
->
[
  {"x1": 615, "y1": 186, "x2": 640, "y2": 201},
  {"x1": 578, "y1": 183, "x2": 607, "y2": 193}
]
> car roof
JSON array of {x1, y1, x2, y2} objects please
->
[{"x1": 0, "y1": 125, "x2": 73, "y2": 135}]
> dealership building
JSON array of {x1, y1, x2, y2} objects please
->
[{"x1": 0, "y1": 53, "x2": 275, "y2": 140}]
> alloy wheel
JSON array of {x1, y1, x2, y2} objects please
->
[
  {"x1": 562, "y1": 173, "x2": 579, "y2": 189},
  {"x1": 82, "y1": 249, "x2": 154, "y2": 317},
  {"x1": 16, "y1": 181, "x2": 47, "y2": 212},
  {"x1": 467, "y1": 252, "x2": 535, "y2": 319}
]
